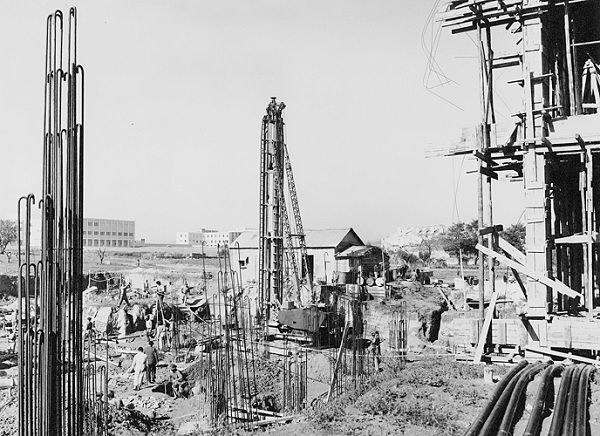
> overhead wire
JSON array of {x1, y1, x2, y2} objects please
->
[{"x1": 421, "y1": 0, "x2": 465, "y2": 111}]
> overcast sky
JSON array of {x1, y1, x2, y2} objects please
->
[{"x1": 0, "y1": 1, "x2": 525, "y2": 243}]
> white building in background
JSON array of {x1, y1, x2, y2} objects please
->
[
  {"x1": 175, "y1": 228, "x2": 250, "y2": 247},
  {"x1": 203, "y1": 230, "x2": 229, "y2": 247},
  {"x1": 18, "y1": 216, "x2": 134, "y2": 249},
  {"x1": 382, "y1": 225, "x2": 447, "y2": 252},
  {"x1": 83, "y1": 218, "x2": 135, "y2": 248},
  {"x1": 176, "y1": 231, "x2": 204, "y2": 245}
]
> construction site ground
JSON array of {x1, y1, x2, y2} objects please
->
[{"x1": 1, "y1": 251, "x2": 599, "y2": 435}]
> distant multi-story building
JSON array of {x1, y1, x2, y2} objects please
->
[
  {"x1": 175, "y1": 231, "x2": 204, "y2": 245},
  {"x1": 203, "y1": 230, "x2": 230, "y2": 247},
  {"x1": 83, "y1": 218, "x2": 135, "y2": 248},
  {"x1": 175, "y1": 228, "x2": 249, "y2": 247}
]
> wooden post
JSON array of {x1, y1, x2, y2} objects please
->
[
  {"x1": 326, "y1": 322, "x2": 350, "y2": 403},
  {"x1": 586, "y1": 147, "x2": 594, "y2": 316},
  {"x1": 564, "y1": 0, "x2": 576, "y2": 115},
  {"x1": 474, "y1": 290, "x2": 499, "y2": 363},
  {"x1": 477, "y1": 14, "x2": 486, "y2": 324}
]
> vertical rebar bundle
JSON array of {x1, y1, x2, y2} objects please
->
[
  {"x1": 83, "y1": 332, "x2": 109, "y2": 436},
  {"x1": 388, "y1": 302, "x2": 407, "y2": 367},
  {"x1": 17, "y1": 8, "x2": 85, "y2": 436},
  {"x1": 327, "y1": 296, "x2": 373, "y2": 401},
  {"x1": 281, "y1": 341, "x2": 308, "y2": 413},
  {"x1": 199, "y1": 247, "x2": 259, "y2": 428}
]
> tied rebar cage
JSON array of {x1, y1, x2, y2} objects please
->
[
  {"x1": 196, "y1": 246, "x2": 260, "y2": 428},
  {"x1": 388, "y1": 302, "x2": 407, "y2": 367},
  {"x1": 326, "y1": 296, "x2": 374, "y2": 402},
  {"x1": 281, "y1": 341, "x2": 308, "y2": 414},
  {"x1": 17, "y1": 8, "x2": 85, "y2": 436},
  {"x1": 83, "y1": 332, "x2": 109, "y2": 436}
]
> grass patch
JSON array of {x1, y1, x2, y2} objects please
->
[{"x1": 305, "y1": 358, "x2": 495, "y2": 435}]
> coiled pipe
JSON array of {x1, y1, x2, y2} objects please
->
[
  {"x1": 497, "y1": 360, "x2": 550, "y2": 435},
  {"x1": 463, "y1": 360, "x2": 529, "y2": 436},
  {"x1": 548, "y1": 365, "x2": 577, "y2": 436},
  {"x1": 562, "y1": 364, "x2": 584, "y2": 436},
  {"x1": 574, "y1": 365, "x2": 595, "y2": 436},
  {"x1": 479, "y1": 361, "x2": 535, "y2": 436},
  {"x1": 523, "y1": 363, "x2": 564, "y2": 436}
]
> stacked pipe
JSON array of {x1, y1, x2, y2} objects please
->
[
  {"x1": 464, "y1": 361, "x2": 596, "y2": 436},
  {"x1": 17, "y1": 8, "x2": 85, "y2": 436}
]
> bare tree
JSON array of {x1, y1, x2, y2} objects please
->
[
  {"x1": 0, "y1": 220, "x2": 17, "y2": 261},
  {"x1": 96, "y1": 248, "x2": 106, "y2": 265}
]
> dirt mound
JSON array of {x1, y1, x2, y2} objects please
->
[
  {"x1": 107, "y1": 404, "x2": 175, "y2": 436},
  {"x1": 0, "y1": 276, "x2": 17, "y2": 300},
  {"x1": 0, "y1": 390, "x2": 17, "y2": 436}
]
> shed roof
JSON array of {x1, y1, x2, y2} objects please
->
[
  {"x1": 232, "y1": 228, "x2": 363, "y2": 250},
  {"x1": 336, "y1": 245, "x2": 378, "y2": 258}
]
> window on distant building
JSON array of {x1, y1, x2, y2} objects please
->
[
  {"x1": 94, "y1": 222, "x2": 98, "y2": 226},
  {"x1": 94, "y1": 231, "x2": 98, "y2": 235},
  {"x1": 100, "y1": 232, "x2": 105, "y2": 236}
]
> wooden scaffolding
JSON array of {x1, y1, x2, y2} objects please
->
[{"x1": 439, "y1": 0, "x2": 600, "y2": 357}]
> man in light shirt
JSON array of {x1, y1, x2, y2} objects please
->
[{"x1": 128, "y1": 347, "x2": 147, "y2": 391}]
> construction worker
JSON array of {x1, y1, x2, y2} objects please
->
[
  {"x1": 84, "y1": 317, "x2": 96, "y2": 340},
  {"x1": 143, "y1": 340, "x2": 159, "y2": 383},
  {"x1": 128, "y1": 347, "x2": 147, "y2": 391},
  {"x1": 156, "y1": 322, "x2": 167, "y2": 351},
  {"x1": 145, "y1": 315, "x2": 154, "y2": 339},
  {"x1": 180, "y1": 283, "x2": 192, "y2": 305},
  {"x1": 371, "y1": 330, "x2": 383, "y2": 372},
  {"x1": 169, "y1": 317, "x2": 178, "y2": 351},
  {"x1": 155, "y1": 281, "x2": 166, "y2": 316},
  {"x1": 118, "y1": 283, "x2": 130, "y2": 307},
  {"x1": 168, "y1": 363, "x2": 187, "y2": 398}
]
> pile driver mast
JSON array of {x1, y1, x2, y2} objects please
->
[{"x1": 258, "y1": 98, "x2": 312, "y2": 325}]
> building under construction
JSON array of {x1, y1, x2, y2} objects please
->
[{"x1": 439, "y1": 0, "x2": 600, "y2": 358}]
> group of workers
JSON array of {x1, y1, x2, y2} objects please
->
[{"x1": 128, "y1": 340, "x2": 188, "y2": 397}]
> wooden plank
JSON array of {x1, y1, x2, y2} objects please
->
[
  {"x1": 437, "y1": 286, "x2": 456, "y2": 310},
  {"x1": 525, "y1": 345, "x2": 600, "y2": 366},
  {"x1": 473, "y1": 150, "x2": 498, "y2": 166},
  {"x1": 474, "y1": 290, "x2": 499, "y2": 363},
  {"x1": 85, "y1": 350, "x2": 119, "y2": 367},
  {"x1": 479, "y1": 224, "x2": 504, "y2": 236},
  {"x1": 498, "y1": 236, "x2": 527, "y2": 265},
  {"x1": 476, "y1": 244, "x2": 580, "y2": 299},
  {"x1": 480, "y1": 165, "x2": 499, "y2": 180}
]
